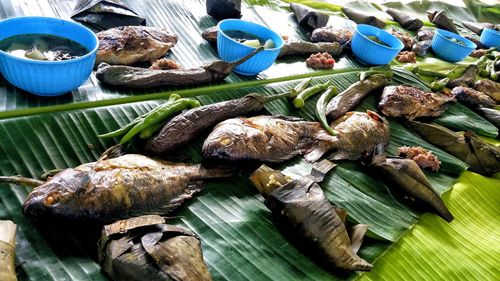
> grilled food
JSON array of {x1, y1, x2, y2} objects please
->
[
  {"x1": 96, "y1": 26, "x2": 178, "y2": 65},
  {"x1": 379, "y1": 85, "x2": 455, "y2": 120},
  {"x1": 19, "y1": 154, "x2": 232, "y2": 222}
]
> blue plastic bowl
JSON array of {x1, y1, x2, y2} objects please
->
[
  {"x1": 351, "y1": 24, "x2": 404, "y2": 65},
  {"x1": 217, "y1": 19, "x2": 284, "y2": 76},
  {"x1": 0, "y1": 16, "x2": 98, "y2": 96},
  {"x1": 431, "y1": 29, "x2": 476, "y2": 63},
  {"x1": 480, "y1": 28, "x2": 500, "y2": 48}
]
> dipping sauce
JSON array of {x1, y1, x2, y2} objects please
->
[
  {"x1": 446, "y1": 37, "x2": 465, "y2": 46},
  {"x1": 0, "y1": 34, "x2": 89, "y2": 61},
  {"x1": 223, "y1": 29, "x2": 275, "y2": 48}
]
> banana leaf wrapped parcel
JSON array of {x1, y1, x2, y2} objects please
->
[
  {"x1": 72, "y1": 0, "x2": 146, "y2": 31},
  {"x1": 98, "y1": 215, "x2": 212, "y2": 281}
]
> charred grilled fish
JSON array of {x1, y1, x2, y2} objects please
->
[
  {"x1": 310, "y1": 27, "x2": 353, "y2": 45},
  {"x1": 447, "y1": 65, "x2": 479, "y2": 88},
  {"x1": 473, "y1": 79, "x2": 500, "y2": 102},
  {"x1": 202, "y1": 115, "x2": 337, "y2": 163},
  {"x1": 451, "y1": 86, "x2": 495, "y2": 108},
  {"x1": 16, "y1": 154, "x2": 231, "y2": 222},
  {"x1": 96, "y1": 26, "x2": 178, "y2": 65},
  {"x1": 408, "y1": 121, "x2": 500, "y2": 175},
  {"x1": 328, "y1": 111, "x2": 390, "y2": 160},
  {"x1": 250, "y1": 161, "x2": 373, "y2": 271},
  {"x1": 326, "y1": 74, "x2": 389, "y2": 121},
  {"x1": 379, "y1": 85, "x2": 455, "y2": 120}
]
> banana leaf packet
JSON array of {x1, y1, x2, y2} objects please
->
[
  {"x1": 98, "y1": 215, "x2": 212, "y2": 281},
  {"x1": 72, "y1": 0, "x2": 146, "y2": 31},
  {"x1": 291, "y1": 3, "x2": 329, "y2": 31}
]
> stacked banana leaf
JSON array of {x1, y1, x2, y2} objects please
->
[{"x1": 0, "y1": 0, "x2": 498, "y2": 281}]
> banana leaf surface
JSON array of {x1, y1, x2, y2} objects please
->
[{"x1": 0, "y1": 0, "x2": 499, "y2": 281}]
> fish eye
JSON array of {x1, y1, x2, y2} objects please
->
[
  {"x1": 44, "y1": 192, "x2": 60, "y2": 206},
  {"x1": 220, "y1": 138, "x2": 233, "y2": 146}
]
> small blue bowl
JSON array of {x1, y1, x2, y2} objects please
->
[
  {"x1": 351, "y1": 24, "x2": 404, "y2": 65},
  {"x1": 480, "y1": 28, "x2": 500, "y2": 48},
  {"x1": 0, "y1": 16, "x2": 98, "y2": 96},
  {"x1": 431, "y1": 29, "x2": 476, "y2": 62},
  {"x1": 217, "y1": 19, "x2": 284, "y2": 76}
]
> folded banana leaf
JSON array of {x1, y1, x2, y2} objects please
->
[
  {"x1": 72, "y1": 0, "x2": 146, "y2": 31},
  {"x1": 290, "y1": 3, "x2": 329, "y2": 31},
  {"x1": 386, "y1": 8, "x2": 423, "y2": 31},
  {"x1": 206, "y1": 0, "x2": 242, "y2": 20},
  {"x1": 98, "y1": 215, "x2": 212, "y2": 281},
  {"x1": 342, "y1": 7, "x2": 386, "y2": 28},
  {"x1": 462, "y1": 21, "x2": 495, "y2": 35},
  {"x1": 427, "y1": 10, "x2": 458, "y2": 34}
]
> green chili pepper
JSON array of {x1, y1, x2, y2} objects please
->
[
  {"x1": 289, "y1": 77, "x2": 312, "y2": 99},
  {"x1": 411, "y1": 66, "x2": 448, "y2": 78},
  {"x1": 293, "y1": 81, "x2": 331, "y2": 108},
  {"x1": 446, "y1": 66, "x2": 466, "y2": 80},
  {"x1": 119, "y1": 98, "x2": 201, "y2": 144},
  {"x1": 359, "y1": 69, "x2": 393, "y2": 81},
  {"x1": 430, "y1": 77, "x2": 449, "y2": 92},
  {"x1": 139, "y1": 123, "x2": 165, "y2": 139},
  {"x1": 316, "y1": 86, "x2": 339, "y2": 136}
]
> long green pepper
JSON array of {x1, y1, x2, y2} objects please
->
[
  {"x1": 293, "y1": 81, "x2": 331, "y2": 108},
  {"x1": 289, "y1": 77, "x2": 312, "y2": 99},
  {"x1": 316, "y1": 86, "x2": 339, "y2": 136},
  {"x1": 120, "y1": 98, "x2": 201, "y2": 144}
]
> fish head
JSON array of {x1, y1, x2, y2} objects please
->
[
  {"x1": 203, "y1": 119, "x2": 264, "y2": 161},
  {"x1": 22, "y1": 169, "x2": 92, "y2": 220}
]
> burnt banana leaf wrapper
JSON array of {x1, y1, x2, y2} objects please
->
[
  {"x1": 427, "y1": 10, "x2": 458, "y2": 34},
  {"x1": 291, "y1": 3, "x2": 329, "y2": 31},
  {"x1": 206, "y1": 0, "x2": 242, "y2": 20},
  {"x1": 408, "y1": 121, "x2": 500, "y2": 176},
  {"x1": 98, "y1": 215, "x2": 212, "y2": 281},
  {"x1": 368, "y1": 151, "x2": 453, "y2": 222},
  {"x1": 250, "y1": 161, "x2": 373, "y2": 272},
  {"x1": 72, "y1": 0, "x2": 146, "y2": 31},
  {"x1": 342, "y1": 7, "x2": 386, "y2": 29},
  {"x1": 386, "y1": 8, "x2": 423, "y2": 31}
]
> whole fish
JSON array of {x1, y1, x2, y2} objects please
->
[
  {"x1": 451, "y1": 86, "x2": 495, "y2": 109},
  {"x1": 17, "y1": 154, "x2": 232, "y2": 222},
  {"x1": 96, "y1": 26, "x2": 178, "y2": 65},
  {"x1": 447, "y1": 65, "x2": 479, "y2": 88},
  {"x1": 379, "y1": 85, "x2": 455, "y2": 120},
  {"x1": 408, "y1": 121, "x2": 500, "y2": 175},
  {"x1": 202, "y1": 115, "x2": 337, "y2": 163},
  {"x1": 328, "y1": 111, "x2": 390, "y2": 161},
  {"x1": 250, "y1": 161, "x2": 373, "y2": 272},
  {"x1": 326, "y1": 74, "x2": 389, "y2": 121},
  {"x1": 310, "y1": 27, "x2": 353, "y2": 45},
  {"x1": 473, "y1": 79, "x2": 500, "y2": 102},
  {"x1": 369, "y1": 147, "x2": 453, "y2": 222}
]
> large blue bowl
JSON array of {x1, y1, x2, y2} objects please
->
[
  {"x1": 480, "y1": 28, "x2": 500, "y2": 48},
  {"x1": 431, "y1": 29, "x2": 476, "y2": 62},
  {"x1": 351, "y1": 24, "x2": 404, "y2": 65},
  {"x1": 217, "y1": 19, "x2": 284, "y2": 76},
  {"x1": 0, "y1": 16, "x2": 98, "y2": 96}
]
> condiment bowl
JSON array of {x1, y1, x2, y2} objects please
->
[
  {"x1": 431, "y1": 29, "x2": 476, "y2": 62},
  {"x1": 480, "y1": 28, "x2": 500, "y2": 49},
  {"x1": 351, "y1": 24, "x2": 404, "y2": 65},
  {"x1": 217, "y1": 19, "x2": 284, "y2": 76},
  {"x1": 0, "y1": 16, "x2": 98, "y2": 96}
]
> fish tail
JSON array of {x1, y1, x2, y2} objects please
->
[
  {"x1": 198, "y1": 164, "x2": 234, "y2": 179},
  {"x1": 304, "y1": 145, "x2": 331, "y2": 163}
]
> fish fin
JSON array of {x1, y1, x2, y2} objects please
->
[
  {"x1": 304, "y1": 146, "x2": 331, "y2": 162},
  {"x1": 156, "y1": 182, "x2": 204, "y2": 214},
  {"x1": 309, "y1": 159, "x2": 336, "y2": 182},
  {"x1": 198, "y1": 164, "x2": 234, "y2": 179},
  {"x1": 104, "y1": 215, "x2": 166, "y2": 237},
  {"x1": 98, "y1": 144, "x2": 126, "y2": 161},
  {"x1": 334, "y1": 206, "x2": 347, "y2": 224},
  {"x1": 347, "y1": 224, "x2": 369, "y2": 254},
  {"x1": 272, "y1": 115, "x2": 304, "y2": 122}
]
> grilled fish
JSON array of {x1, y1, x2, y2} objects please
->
[
  {"x1": 202, "y1": 115, "x2": 337, "y2": 163},
  {"x1": 451, "y1": 86, "x2": 495, "y2": 108},
  {"x1": 96, "y1": 26, "x2": 178, "y2": 65},
  {"x1": 328, "y1": 111, "x2": 390, "y2": 161},
  {"x1": 379, "y1": 85, "x2": 455, "y2": 120},
  {"x1": 21, "y1": 154, "x2": 231, "y2": 222},
  {"x1": 473, "y1": 79, "x2": 500, "y2": 102}
]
